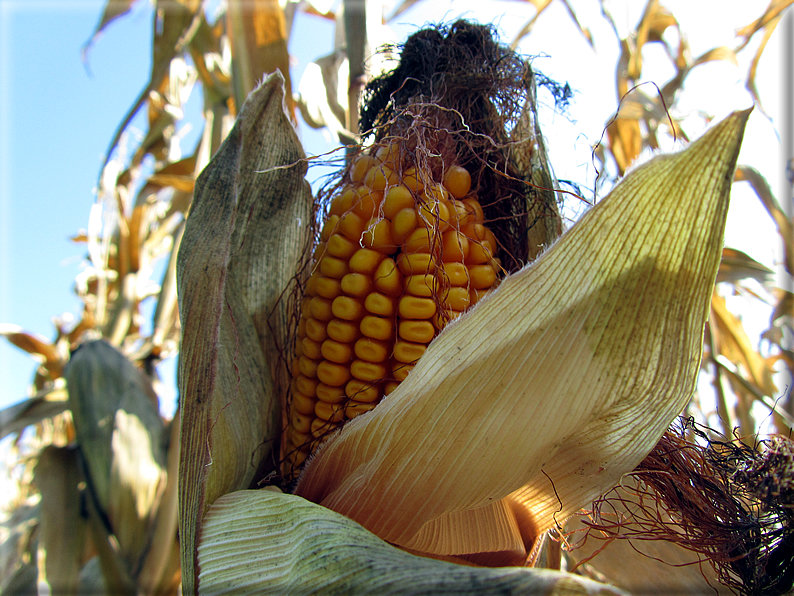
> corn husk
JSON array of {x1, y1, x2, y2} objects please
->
[
  {"x1": 175, "y1": 71, "x2": 313, "y2": 593},
  {"x1": 295, "y1": 108, "x2": 751, "y2": 563},
  {"x1": 197, "y1": 488, "x2": 626, "y2": 596},
  {"x1": 64, "y1": 339, "x2": 167, "y2": 584}
]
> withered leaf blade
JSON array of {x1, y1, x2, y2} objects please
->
[
  {"x1": 197, "y1": 489, "x2": 626, "y2": 596},
  {"x1": 176, "y1": 71, "x2": 313, "y2": 593},
  {"x1": 296, "y1": 109, "x2": 751, "y2": 563},
  {"x1": 64, "y1": 339, "x2": 166, "y2": 575}
]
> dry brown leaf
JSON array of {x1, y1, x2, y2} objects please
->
[
  {"x1": 82, "y1": 0, "x2": 140, "y2": 60},
  {"x1": 710, "y1": 292, "x2": 777, "y2": 398},
  {"x1": 296, "y1": 110, "x2": 749, "y2": 564},
  {"x1": 693, "y1": 46, "x2": 739, "y2": 68},
  {"x1": 0, "y1": 386, "x2": 68, "y2": 440},
  {"x1": 607, "y1": 117, "x2": 643, "y2": 175},
  {"x1": 226, "y1": 0, "x2": 293, "y2": 120},
  {"x1": 176, "y1": 72, "x2": 313, "y2": 594},
  {"x1": 0, "y1": 325, "x2": 63, "y2": 379},
  {"x1": 734, "y1": 165, "x2": 794, "y2": 275},
  {"x1": 717, "y1": 247, "x2": 774, "y2": 284}
]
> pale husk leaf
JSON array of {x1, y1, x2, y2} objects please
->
[
  {"x1": 296, "y1": 109, "x2": 751, "y2": 562},
  {"x1": 176, "y1": 71, "x2": 313, "y2": 593},
  {"x1": 197, "y1": 489, "x2": 626, "y2": 596}
]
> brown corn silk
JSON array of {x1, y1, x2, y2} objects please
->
[{"x1": 281, "y1": 21, "x2": 561, "y2": 480}]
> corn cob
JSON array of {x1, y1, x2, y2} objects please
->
[{"x1": 283, "y1": 144, "x2": 502, "y2": 478}]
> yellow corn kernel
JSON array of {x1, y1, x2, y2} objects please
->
[
  {"x1": 349, "y1": 248, "x2": 385, "y2": 275},
  {"x1": 301, "y1": 296, "x2": 312, "y2": 319},
  {"x1": 332, "y1": 296, "x2": 365, "y2": 321},
  {"x1": 439, "y1": 261, "x2": 469, "y2": 286},
  {"x1": 309, "y1": 296, "x2": 334, "y2": 321},
  {"x1": 338, "y1": 211, "x2": 368, "y2": 242},
  {"x1": 468, "y1": 263, "x2": 498, "y2": 289},
  {"x1": 340, "y1": 273, "x2": 374, "y2": 297},
  {"x1": 291, "y1": 411, "x2": 313, "y2": 434},
  {"x1": 443, "y1": 165, "x2": 472, "y2": 199},
  {"x1": 327, "y1": 319, "x2": 361, "y2": 343},
  {"x1": 375, "y1": 142, "x2": 400, "y2": 168},
  {"x1": 326, "y1": 233, "x2": 358, "y2": 259},
  {"x1": 321, "y1": 339, "x2": 354, "y2": 364},
  {"x1": 353, "y1": 187, "x2": 384, "y2": 219},
  {"x1": 399, "y1": 295, "x2": 437, "y2": 319},
  {"x1": 321, "y1": 213, "x2": 342, "y2": 236},
  {"x1": 315, "y1": 400, "x2": 345, "y2": 423},
  {"x1": 314, "y1": 275, "x2": 342, "y2": 300},
  {"x1": 405, "y1": 273, "x2": 436, "y2": 297},
  {"x1": 364, "y1": 164, "x2": 398, "y2": 190},
  {"x1": 301, "y1": 337, "x2": 323, "y2": 360},
  {"x1": 401, "y1": 167, "x2": 424, "y2": 192},
  {"x1": 316, "y1": 383, "x2": 346, "y2": 404},
  {"x1": 291, "y1": 389, "x2": 317, "y2": 416},
  {"x1": 319, "y1": 255, "x2": 350, "y2": 279},
  {"x1": 304, "y1": 318, "x2": 327, "y2": 342},
  {"x1": 462, "y1": 198, "x2": 484, "y2": 224},
  {"x1": 383, "y1": 185, "x2": 415, "y2": 219},
  {"x1": 345, "y1": 400, "x2": 378, "y2": 420},
  {"x1": 373, "y1": 258, "x2": 403, "y2": 296},
  {"x1": 295, "y1": 375, "x2": 318, "y2": 397},
  {"x1": 364, "y1": 292, "x2": 396, "y2": 317},
  {"x1": 441, "y1": 286, "x2": 471, "y2": 311},
  {"x1": 465, "y1": 240, "x2": 494, "y2": 265},
  {"x1": 470, "y1": 287, "x2": 491, "y2": 305},
  {"x1": 397, "y1": 252, "x2": 436, "y2": 275},
  {"x1": 391, "y1": 208, "x2": 418, "y2": 245},
  {"x1": 391, "y1": 360, "x2": 415, "y2": 382},
  {"x1": 297, "y1": 316, "x2": 307, "y2": 338},
  {"x1": 362, "y1": 218, "x2": 397, "y2": 254},
  {"x1": 384, "y1": 381, "x2": 400, "y2": 395},
  {"x1": 404, "y1": 227, "x2": 437, "y2": 254},
  {"x1": 360, "y1": 315, "x2": 394, "y2": 341},
  {"x1": 398, "y1": 320, "x2": 435, "y2": 343},
  {"x1": 351, "y1": 154, "x2": 378, "y2": 183},
  {"x1": 440, "y1": 230, "x2": 470, "y2": 262},
  {"x1": 350, "y1": 359, "x2": 388, "y2": 382},
  {"x1": 393, "y1": 340, "x2": 427, "y2": 364},
  {"x1": 316, "y1": 360, "x2": 351, "y2": 386},
  {"x1": 354, "y1": 337, "x2": 390, "y2": 363},
  {"x1": 298, "y1": 355, "x2": 318, "y2": 378},
  {"x1": 345, "y1": 379, "x2": 381, "y2": 403},
  {"x1": 417, "y1": 198, "x2": 451, "y2": 232},
  {"x1": 311, "y1": 417, "x2": 337, "y2": 439}
]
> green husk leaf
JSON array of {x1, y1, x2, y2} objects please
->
[
  {"x1": 198, "y1": 489, "x2": 626, "y2": 596},
  {"x1": 176, "y1": 71, "x2": 313, "y2": 593}
]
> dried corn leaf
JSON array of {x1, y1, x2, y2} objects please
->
[
  {"x1": 198, "y1": 489, "x2": 625, "y2": 595},
  {"x1": 297, "y1": 110, "x2": 750, "y2": 564},
  {"x1": 33, "y1": 446, "x2": 86, "y2": 594},
  {"x1": 693, "y1": 46, "x2": 739, "y2": 68},
  {"x1": 607, "y1": 117, "x2": 643, "y2": 175},
  {"x1": 83, "y1": 0, "x2": 140, "y2": 59},
  {"x1": 176, "y1": 72, "x2": 312, "y2": 593},
  {"x1": 735, "y1": 165, "x2": 794, "y2": 275},
  {"x1": 0, "y1": 386, "x2": 67, "y2": 440},
  {"x1": 64, "y1": 339, "x2": 167, "y2": 574},
  {"x1": 226, "y1": 0, "x2": 293, "y2": 119},
  {"x1": 0, "y1": 325, "x2": 63, "y2": 379},
  {"x1": 717, "y1": 247, "x2": 774, "y2": 284},
  {"x1": 711, "y1": 292, "x2": 777, "y2": 397}
]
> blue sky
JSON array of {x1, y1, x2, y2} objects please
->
[{"x1": 0, "y1": 0, "x2": 787, "y2": 415}]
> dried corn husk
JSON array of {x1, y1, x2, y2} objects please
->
[{"x1": 295, "y1": 108, "x2": 751, "y2": 564}]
